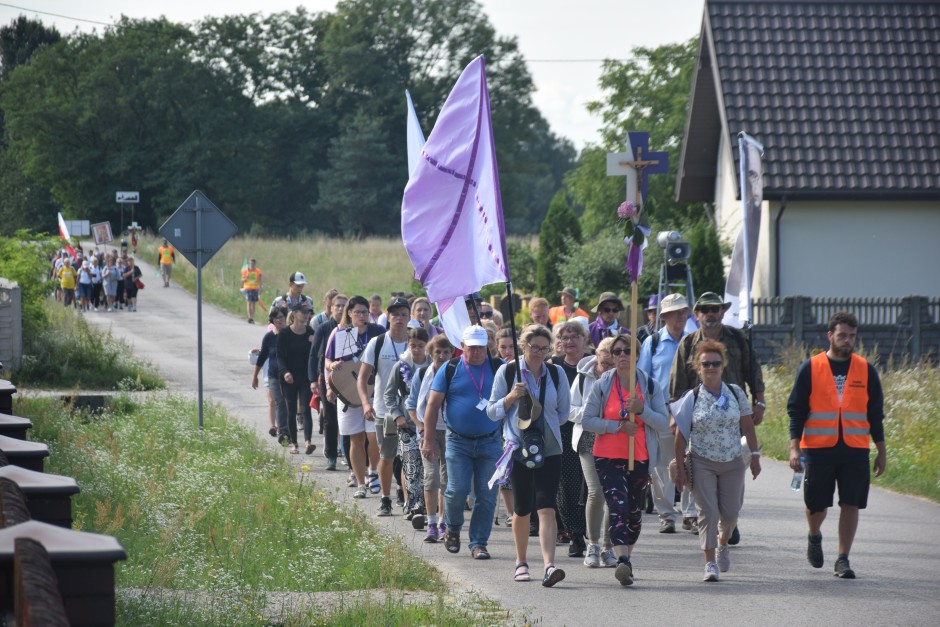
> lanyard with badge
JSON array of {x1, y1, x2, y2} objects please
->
[{"x1": 463, "y1": 357, "x2": 488, "y2": 410}]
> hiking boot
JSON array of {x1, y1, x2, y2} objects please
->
[
  {"x1": 377, "y1": 496, "x2": 393, "y2": 516},
  {"x1": 444, "y1": 530, "x2": 460, "y2": 554},
  {"x1": 600, "y1": 549, "x2": 619, "y2": 568},
  {"x1": 615, "y1": 558, "x2": 634, "y2": 586},
  {"x1": 659, "y1": 519, "x2": 676, "y2": 534},
  {"x1": 703, "y1": 561, "x2": 720, "y2": 582},
  {"x1": 834, "y1": 555, "x2": 856, "y2": 579},
  {"x1": 583, "y1": 543, "x2": 601, "y2": 568},
  {"x1": 568, "y1": 535, "x2": 586, "y2": 558},
  {"x1": 717, "y1": 544, "x2": 731, "y2": 572},
  {"x1": 807, "y1": 533, "x2": 824, "y2": 568},
  {"x1": 729, "y1": 525, "x2": 740, "y2": 545}
]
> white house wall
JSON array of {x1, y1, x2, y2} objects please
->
[{"x1": 775, "y1": 200, "x2": 940, "y2": 298}]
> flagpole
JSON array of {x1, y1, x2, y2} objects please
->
[{"x1": 504, "y1": 284, "x2": 523, "y2": 384}]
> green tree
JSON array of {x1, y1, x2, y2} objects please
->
[
  {"x1": 567, "y1": 38, "x2": 702, "y2": 238},
  {"x1": 0, "y1": 231, "x2": 56, "y2": 337},
  {"x1": 686, "y1": 217, "x2": 725, "y2": 295},
  {"x1": 536, "y1": 189, "x2": 581, "y2": 297},
  {"x1": 0, "y1": 15, "x2": 61, "y2": 81},
  {"x1": 312, "y1": 112, "x2": 402, "y2": 239},
  {"x1": 558, "y1": 231, "x2": 629, "y2": 304}
]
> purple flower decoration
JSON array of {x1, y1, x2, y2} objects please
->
[{"x1": 617, "y1": 200, "x2": 638, "y2": 219}]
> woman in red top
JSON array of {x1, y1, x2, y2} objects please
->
[{"x1": 581, "y1": 335, "x2": 669, "y2": 587}]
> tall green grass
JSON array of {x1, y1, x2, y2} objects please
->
[
  {"x1": 13, "y1": 299, "x2": 163, "y2": 390},
  {"x1": 17, "y1": 394, "x2": 469, "y2": 624},
  {"x1": 759, "y1": 344, "x2": 940, "y2": 502},
  {"x1": 140, "y1": 234, "x2": 419, "y2": 319}
]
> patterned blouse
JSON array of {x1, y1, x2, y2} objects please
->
[{"x1": 689, "y1": 382, "x2": 752, "y2": 463}]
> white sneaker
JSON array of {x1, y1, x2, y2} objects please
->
[
  {"x1": 583, "y1": 543, "x2": 601, "y2": 568},
  {"x1": 717, "y1": 544, "x2": 730, "y2": 572},
  {"x1": 600, "y1": 549, "x2": 619, "y2": 568},
  {"x1": 703, "y1": 561, "x2": 720, "y2": 582}
]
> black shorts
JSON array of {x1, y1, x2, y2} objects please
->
[
  {"x1": 510, "y1": 454, "x2": 562, "y2": 517},
  {"x1": 804, "y1": 459, "x2": 870, "y2": 513}
]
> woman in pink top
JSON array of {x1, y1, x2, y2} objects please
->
[{"x1": 580, "y1": 335, "x2": 669, "y2": 587}]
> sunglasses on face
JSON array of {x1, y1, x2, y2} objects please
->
[
  {"x1": 611, "y1": 348, "x2": 631, "y2": 356},
  {"x1": 698, "y1": 306, "x2": 721, "y2": 314},
  {"x1": 479, "y1": 311, "x2": 493, "y2": 318},
  {"x1": 699, "y1": 360, "x2": 723, "y2": 369}
]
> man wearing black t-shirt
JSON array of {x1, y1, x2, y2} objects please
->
[{"x1": 787, "y1": 311, "x2": 886, "y2": 580}]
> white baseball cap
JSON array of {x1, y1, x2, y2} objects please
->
[
  {"x1": 462, "y1": 325, "x2": 489, "y2": 347},
  {"x1": 289, "y1": 271, "x2": 307, "y2": 285}
]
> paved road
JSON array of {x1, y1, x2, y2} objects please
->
[{"x1": 88, "y1": 260, "x2": 940, "y2": 626}]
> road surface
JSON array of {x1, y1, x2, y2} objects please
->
[{"x1": 87, "y1": 260, "x2": 940, "y2": 626}]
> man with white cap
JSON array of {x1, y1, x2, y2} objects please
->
[
  {"x1": 637, "y1": 293, "x2": 694, "y2": 534},
  {"x1": 271, "y1": 271, "x2": 314, "y2": 311},
  {"x1": 421, "y1": 325, "x2": 503, "y2": 560}
]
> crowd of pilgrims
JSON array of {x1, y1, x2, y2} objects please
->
[
  {"x1": 50, "y1": 247, "x2": 144, "y2": 313},
  {"x1": 251, "y1": 272, "x2": 763, "y2": 587}
]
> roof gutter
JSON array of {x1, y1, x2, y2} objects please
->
[{"x1": 774, "y1": 195, "x2": 788, "y2": 297}]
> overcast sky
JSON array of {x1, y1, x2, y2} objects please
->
[{"x1": 0, "y1": 0, "x2": 704, "y2": 151}]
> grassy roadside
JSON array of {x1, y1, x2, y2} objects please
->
[
  {"x1": 12, "y1": 298, "x2": 163, "y2": 391},
  {"x1": 759, "y1": 346, "x2": 940, "y2": 503},
  {"x1": 16, "y1": 394, "x2": 486, "y2": 625}
]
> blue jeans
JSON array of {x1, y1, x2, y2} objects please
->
[{"x1": 444, "y1": 429, "x2": 501, "y2": 550}]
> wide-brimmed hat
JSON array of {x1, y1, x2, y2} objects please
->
[
  {"x1": 660, "y1": 293, "x2": 690, "y2": 315},
  {"x1": 645, "y1": 294, "x2": 659, "y2": 311},
  {"x1": 462, "y1": 325, "x2": 489, "y2": 347},
  {"x1": 289, "y1": 271, "x2": 307, "y2": 285},
  {"x1": 694, "y1": 292, "x2": 731, "y2": 310},
  {"x1": 558, "y1": 287, "x2": 578, "y2": 300},
  {"x1": 592, "y1": 291, "x2": 624, "y2": 313}
]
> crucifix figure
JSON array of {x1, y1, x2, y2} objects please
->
[{"x1": 606, "y1": 131, "x2": 668, "y2": 469}]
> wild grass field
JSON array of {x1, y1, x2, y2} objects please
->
[{"x1": 140, "y1": 234, "x2": 419, "y2": 319}]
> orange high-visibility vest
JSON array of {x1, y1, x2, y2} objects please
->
[{"x1": 801, "y1": 352, "x2": 870, "y2": 449}]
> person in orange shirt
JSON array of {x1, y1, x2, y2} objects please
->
[
  {"x1": 157, "y1": 239, "x2": 175, "y2": 287},
  {"x1": 549, "y1": 287, "x2": 590, "y2": 325},
  {"x1": 241, "y1": 259, "x2": 263, "y2": 324}
]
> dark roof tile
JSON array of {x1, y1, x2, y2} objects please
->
[{"x1": 677, "y1": 0, "x2": 940, "y2": 200}]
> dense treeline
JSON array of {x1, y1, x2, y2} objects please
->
[{"x1": 0, "y1": 1, "x2": 574, "y2": 238}]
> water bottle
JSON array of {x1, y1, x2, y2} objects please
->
[{"x1": 790, "y1": 456, "x2": 805, "y2": 492}]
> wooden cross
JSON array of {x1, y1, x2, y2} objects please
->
[{"x1": 606, "y1": 132, "x2": 668, "y2": 470}]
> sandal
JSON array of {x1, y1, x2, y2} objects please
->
[
  {"x1": 513, "y1": 562, "x2": 531, "y2": 582},
  {"x1": 542, "y1": 564, "x2": 566, "y2": 588}
]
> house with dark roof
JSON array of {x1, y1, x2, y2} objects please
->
[{"x1": 677, "y1": 0, "x2": 940, "y2": 299}]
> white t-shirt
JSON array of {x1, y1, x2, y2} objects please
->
[{"x1": 361, "y1": 332, "x2": 408, "y2": 417}]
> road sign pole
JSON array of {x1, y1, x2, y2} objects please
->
[{"x1": 196, "y1": 195, "x2": 204, "y2": 433}]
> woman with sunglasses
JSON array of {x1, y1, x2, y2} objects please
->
[
  {"x1": 325, "y1": 295, "x2": 385, "y2": 498},
  {"x1": 569, "y1": 336, "x2": 619, "y2": 568},
  {"x1": 487, "y1": 324, "x2": 571, "y2": 587},
  {"x1": 672, "y1": 340, "x2": 761, "y2": 582},
  {"x1": 581, "y1": 334, "x2": 668, "y2": 586}
]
